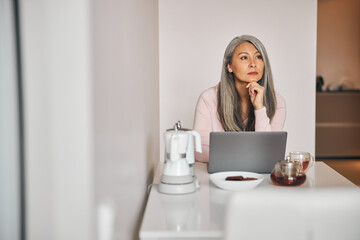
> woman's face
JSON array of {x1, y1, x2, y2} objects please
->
[{"x1": 227, "y1": 42, "x2": 264, "y2": 84}]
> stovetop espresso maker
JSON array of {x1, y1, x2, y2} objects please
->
[{"x1": 158, "y1": 121, "x2": 202, "y2": 194}]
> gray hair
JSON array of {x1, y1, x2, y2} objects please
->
[{"x1": 218, "y1": 35, "x2": 277, "y2": 131}]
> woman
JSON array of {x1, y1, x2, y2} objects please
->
[{"x1": 193, "y1": 35, "x2": 286, "y2": 163}]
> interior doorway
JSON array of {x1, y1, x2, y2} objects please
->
[{"x1": 316, "y1": 0, "x2": 360, "y2": 186}]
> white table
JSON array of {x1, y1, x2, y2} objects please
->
[{"x1": 139, "y1": 162, "x2": 358, "y2": 240}]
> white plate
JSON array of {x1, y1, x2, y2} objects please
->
[{"x1": 210, "y1": 171, "x2": 264, "y2": 191}]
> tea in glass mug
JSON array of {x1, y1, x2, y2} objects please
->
[{"x1": 287, "y1": 151, "x2": 314, "y2": 172}]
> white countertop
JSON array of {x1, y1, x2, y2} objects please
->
[{"x1": 139, "y1": 162, "x2": 358, "y2": 240}]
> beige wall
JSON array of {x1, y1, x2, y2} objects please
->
[
  {"x1": 159, "y1": 0, "x2": 318, "y2": 158},
  {"x1": 317, "y1": 0, "x2": 360, "y2": 89}
]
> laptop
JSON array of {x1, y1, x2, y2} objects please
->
[{"x1": 208, "y1": 131, "x2": 287, "y2": 173}]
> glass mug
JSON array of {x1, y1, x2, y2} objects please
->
[{"x1": 287, "y1": 151, "x2": 314, "y2": 172}]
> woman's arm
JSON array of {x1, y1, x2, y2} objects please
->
[
  {"x1": 193, "y1": 86, "x2": 223, "y2": 163},
  {"x1": 193, "y1": 93, "x2": 212, "y2": 163},
  {"x1": 254, "y1": 93, "x2": 286, "y2": 131}
]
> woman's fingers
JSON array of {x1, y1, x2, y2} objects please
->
[
  {"x1": 246, "y1": 82, "x2": 264, "y2": 110},
  {"x1": 247, "y1": 82, "x2": 263, "y2": 95}
]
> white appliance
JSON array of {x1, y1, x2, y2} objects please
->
[{"x1": 158, "y1": 121, "x2": 202, "y2": 194}]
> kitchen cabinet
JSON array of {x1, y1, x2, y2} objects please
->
[{"x1": 316, "y1": 91, "x2": 360, "y2": 158}]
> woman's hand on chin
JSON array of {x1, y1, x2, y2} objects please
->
[{"x1": 246, "y1": 82, "x2": 264, "y2": 110}]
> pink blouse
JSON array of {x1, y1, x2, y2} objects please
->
[{"x1": 193, "y1": 85, "x2": 286, "y2": 163}]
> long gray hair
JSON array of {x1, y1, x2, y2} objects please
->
[{"x1": 218, "y1": 35, "x2": 277, "y2": 131}]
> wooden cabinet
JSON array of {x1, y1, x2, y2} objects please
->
[{"x1": 316, "y1": 92, "x2": 360, "y2": 158}]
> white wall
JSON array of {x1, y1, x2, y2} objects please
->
[
  {"x1": 92, "y1": 0, "x2": 159, "y2": 239},
  {"x1": 21, "y1": 1, "x2": 94, "y2": 239},
  {"x1": 21, "y1": 0, "x2": 159, "y2": 240},
  {"x1": 159, "y1": 0, "x2": 317, "y2": 156}
]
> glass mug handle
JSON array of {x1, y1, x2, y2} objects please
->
[{"x1": 308, "y1": 154, "x2": 315, "y2": 170}]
